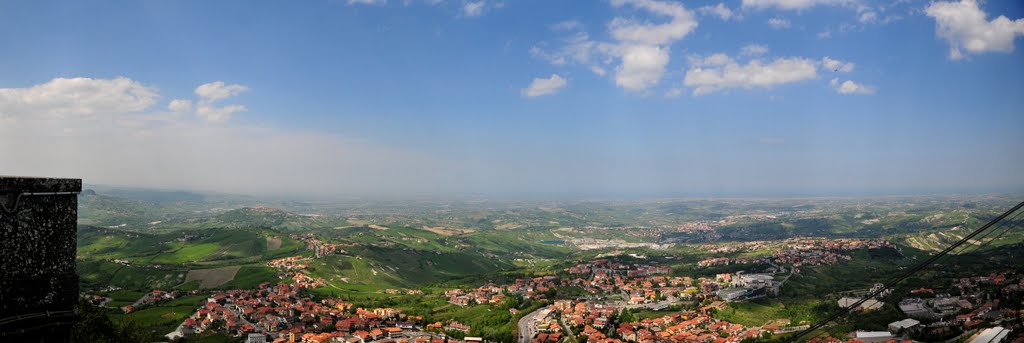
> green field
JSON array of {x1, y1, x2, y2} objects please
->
[
  {"x1": 121, "y1": 295, "x2": 209, "y2": 337},
  {"x1": 104, "y1": 289, "x2": 145, "y2": 308},
  {"x1": 218, "y1": 266, "x2": 278, "y2": 289}
]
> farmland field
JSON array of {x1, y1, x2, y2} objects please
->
[{"x1": 182, "y1": 266, "x2": 241, "y2": 289}]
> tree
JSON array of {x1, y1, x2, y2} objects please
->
[{"x1": 71, "y1": 299, "x2": 150, "y2": 343}]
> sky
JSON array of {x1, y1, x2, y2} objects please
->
[{"x1": 0, "y1": 0, "x2": 1023, "y2": 197}]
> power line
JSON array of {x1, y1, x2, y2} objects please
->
[
  {"x1": 782, "y1": 201, "x2": 1024, "y2": 343},
  {"x1": 795, "y1": 209, "x2": 1024, "y2": 343},
  {"x1": 955, "y1": 211, "x2": 1022, "y2": 257},
  {"x1": 942, "y1": 210, "x2": 1022, "y2": 261}
]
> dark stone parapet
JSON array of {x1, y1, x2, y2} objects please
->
[
  {"x1": 0, "y1": 176, "x2": 81, "y2": 341},
  {"x1": 0, "y1": 176, "x2": 81, "y2": 194}
]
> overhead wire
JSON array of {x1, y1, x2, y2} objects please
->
[{"x1": 781, "y1": 201, "x2": 1024, "y2": 343}]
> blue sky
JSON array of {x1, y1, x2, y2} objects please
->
[{"x1": 1, "y1": 0, "x2": 1022, "y2": 197}]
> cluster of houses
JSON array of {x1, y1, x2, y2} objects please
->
[
  {"x1": 172, "y1": 282, "x2": 485, "y2": 343},
  {"x1": 122, "y1": 289, "x2": 190, "y2": 313},
  {"x1": 546, "y1": 300, "x2": 767, "y2": 343},
  {"x1": 889, "y1": 271, "x2": 1023, "y2": 342},
  {"x1": 697, "y1": 238, "x2": 893, "y2": 268},
  {"x1": 566, "y1": 259, "x2": 669, "y2": 278},
  {"x1": 446, "y1": 275, "x2": 583, "y2": 306},
  {"x1": 270, "y1": 256, "x2": 309, "y2": 270},
  {"x1": 267, "y1": 256, "x2": 327, "y2": 288},
  {"x1": 293, "y1": 234, "x2": 346, "y2": 258},
  {"x1": 425, "y1": 321, "x2": 472, "y2": 334},
  {"x1": 812, "y1": 271, "x2": 1024, "y2": 343},
  {"x1": 563, "y1": 259, "x2": 705, "y2": 303},
  {"x1": 445, "y1": 285, "x2": 506, "y2": 306}
]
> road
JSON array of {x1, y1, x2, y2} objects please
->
[
  {"x1": 517, "y1": 308, "x2": 551, "y2": 343},
  {"x1": 559, "y1": 317, "x2": 575, "y2": 338},
  {"x1": 164, "y1": 321, "x2": 188, "y2": 340}
]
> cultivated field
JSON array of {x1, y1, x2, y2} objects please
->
[
  {"x1": 183, "y1": 266, "x2": 241, "y2": 288},
  {"x1": 266, "y1": 236, "x2": 283, "y2": 251}
]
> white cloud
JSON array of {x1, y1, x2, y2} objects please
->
[
  {"x1": 529, "y1": 0, "x2": 698, "y2": 93},
  {"x1": 859, "y1": 11, "x2": 877, "y2": 23},
  {"x1": 608, "y1": 0, "x2": 698, "y2": 92},
  {"x1": 195, "y1": 81, "x2": 248, "y2": 102},
  {"x1": 521, "y1": 74, "x2": 568, "y2": 97},
  {"x1": 821, "y1": 56, "x2": 855, "y2": 72},
  {"x1": 697, "y1": 3, "x2": 735, "y2": 21},
  {"x1": 830, "y1": 78, "x2": 876, "y2": 94},
  {"x1": 0, "y1": 77, "x2": 158, "y2": 120},
  {"x1": 196, "y1": 104, "x2": 246, "y2": 124},
  {"x1": 740, "y1": 44, "x2": 769, "y2": 56},
  {"x1": 530, "y1": 32, "x2": 596, "y2": 66},
  {"x1": 701, "y1": 53, "x2": 733, "y2": 66},
  {"x1": 925, "y1": 0, "x2": 1024, "y2": 60},
  {"x1": 168, "y1": 99, "x2": 192, "y2": 113},
  {"x1": 742, "y1": 0, "x2": 853, "y2": 11},
  {"x1": 767, "y1": 17, "x2": 791, "y2": 29},
  {"x1": 551, "y1": 20, "x2": 582, "y2": 31},
  {"x1": 463, "y1": 1, "x2": 485, "y2": 17},
  {"x1": 608, "y1": 0, "x2": 697, "y2": 46},
  {"x1": 347, "y1": 0, "x2": 387, "y2": 5},
  {"x1": 615, "y1": 45, "x2": 671, "y2": 91},
  {"x1": 683, "y1": 54, "x2": 818, "y2": 95},
  {"x1": 0, "y1": 76, "x2": 449, "y2": 196},
  {"x1": 193, "y1": 81, "x2": 249, "y2": 124},
  {"x1": 817, "y1": 29, "x2": 832, "y2": 39}
]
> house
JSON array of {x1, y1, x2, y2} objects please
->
[
  {"x1": 246, "y1": 333, "x2": 267, "y2": 343},
  {"x1": 384, "y1": 327, "x2": 404, "y2": 337}
]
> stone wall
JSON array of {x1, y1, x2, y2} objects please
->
[{"x1": 0, "y1": 177, "x2": 81, "y2": 340}]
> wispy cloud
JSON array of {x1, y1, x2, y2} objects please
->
[
  {"x1": 0, "y1": 76, "x2": 448, "y2": 195},
  {"x1": 767, "y1": 17, "x2": 791, "y2": 29},
  {"x1": 463, "y1": 1, "x2": 485, "y2": 17},
  {"x1": 830, "y1": 78, "x2": 876, "y2": 94},
  {"x1": 521, "y1": 74, "x2": 567, "y2": 97}
]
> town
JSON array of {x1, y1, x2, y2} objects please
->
[{"x1": 90, "y1": 233, "x2": 1022, "y2": 343}]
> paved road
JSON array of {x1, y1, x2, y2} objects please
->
[
  {"x1": 517, "y1": 308, "x2": 551, "y2": 343},
  {"x1": 559, "y1": 317, "x2": 575, "y2": 338},
  {"x1": 130, "y1": 294, "x2": 147, "y2": 308},
  {"x1": 165, "y1": 321, "x2": 187, "y2": 340}
]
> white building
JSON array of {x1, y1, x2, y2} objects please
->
[
  {"x1": 970, "y1": 327, "x2": 1010, "y2": 343},
  {"x1": 246, "y1": 333, "x2": 266, "y2": 343},
  {"x1": 854, "y1": 331, "x2": 893, "y2": 343},
  {"x1": 838, "y1": 297, "x2": 884, "y2": 311},
  {"x1": 888, "y1": 318, "x2": 920, "y2": 333}
]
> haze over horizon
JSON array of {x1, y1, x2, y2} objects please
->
[{"x1": 2, "y1": 0, "x2": 1023, "y2": 196}]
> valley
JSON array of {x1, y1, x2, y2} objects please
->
[{"x1": 73, "y1": 190, "x2": 1024, "y2": 343}]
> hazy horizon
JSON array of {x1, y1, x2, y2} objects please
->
[{"x1": 73, "y1": 181, "x2": 1023, "y2": 202}]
